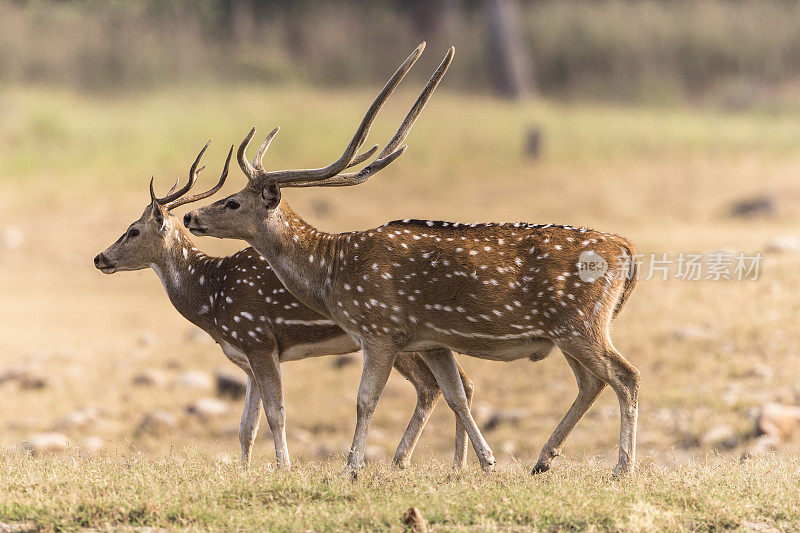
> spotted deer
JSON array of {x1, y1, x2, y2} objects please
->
[
  {"x1": 93, "y1": 142, "x2": 476, "y2": 470},
  {"x1": 185, "y1": 43, "x2": 640, "y2": 476}
]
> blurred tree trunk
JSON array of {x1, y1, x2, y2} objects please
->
[{"x1": 485, "y1": 0, "x2": 535, "y2": 98}]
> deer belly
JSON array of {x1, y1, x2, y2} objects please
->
[
  {"x1": 405, "y1": 336, "x2": 555, "y2": 362},
  {"x1": 279, "y1": 333, "x2": 359, "y2": 362}
]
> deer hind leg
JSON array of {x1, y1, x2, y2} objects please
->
[
  {"x1": 532, "y1": 353, "x2": 605, "y2": 474},
  {"x1": 390, "y1": 352, "x2": 442, "y2": 469},
  {"x1": 346, "y1": 343, "x2": 399, "y2": 473},
  {"x1": 420, "y1": 348, "x2": 496, "y2": 470},
  {"x1": 390, "y1": 352, "x2": 473, "y2": 469},
  {"x1": 556, "y1": 337, "x2": 640, "y2": 476},
  {"x1": 247, "y1": 347, "x2": 290, "y2": 469},
  {"x1": 239, "y1": 375, "x2": 263, "y2": 469},
  {"x1": 454, "y1": 367, "x2": 474, "y2": 469}
]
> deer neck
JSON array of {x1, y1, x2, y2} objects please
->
[
  {"x1": 248, "y1": 201, "x2": 335, "y2": 315},
  {"x1": 151, "y1": 224, "x2": 218, "y2": 329}
]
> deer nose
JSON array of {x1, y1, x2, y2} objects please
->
[
  {"x1": 94, "y1": 253, "x2": 103, "y2": 267},
  {"x1": 183, "y1": 213, "x2": 193, "y2": 226}
]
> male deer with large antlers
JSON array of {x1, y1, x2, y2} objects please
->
[
  {"x1": 185, "y1": 43, "x2": 640, "y2": 476},
  {"x1": 93, "y1": 143, "x2": 476, "y2": 470}
]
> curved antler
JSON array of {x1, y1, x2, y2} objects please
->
[
  {"x1": 150, "y1": 140, "x2": 211, "y2": 205},
  {"x1": 239, "y1": 42, "x2": 427, "y2": 187},
  {"x1": 149, "y1": 142, "x2": 232, "y2": 210},
  {"x1": 166, "y1": 146, "x2": 233, "y2": 210},
  {"x1": 286, "y1": 46, "x2": 454, "y2": 188}
]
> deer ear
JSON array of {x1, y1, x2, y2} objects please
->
[
  {"x1": 261, "y1": 181, "x2": 281, "y2": 211},
  {"x1": 150, "y1": 201, "x2": 170, "y2": 235}
]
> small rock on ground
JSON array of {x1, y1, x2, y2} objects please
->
[
  {"x1": 740, "y1": 435, "x2": 778, "y2": 461},
  {"x1": 81, "y1": 436, "x2": 103, "y2": 453},
  {"x1": 764, "y1": 235, "x2": 800, "y2": 254},
  {"x1": 700, "y1": 424, "x2": 739, "y2": 450},
  {"x1": 216, "y1": 368, "x2": 248, "y2": 400},
  {"x1": 0, "y1": 226, "x2": 24, "y2": 250},
  {"x1": 484, "y1": 408, "x2": 528, "y2": 432},
  {"x1": 20, "y1": 432, "x2": 70, "y2": 456},
  {"x1": 186, "y1": 397, "x2": 228, "y2": 421},
  {"x1": 54, "y1": 405, "x2": 103, "y2": 430},
  {"x1": 729, "y1": 195, "x2": 776, "y2": 218},
  {"x1": 136, "y1": 331, "x2": 157, "y2": 348},
  {"x1": 332, "y1": 353, "x2": 359, "y2": 369},
  {"x1": 133, "y1": 368, "x2": 169, "y2": 387},
  {"x1": 755, "y1": 403, "x2": 800, "y2": 440},
  {"x1": 136, "y1": 410, "x2": 177, "y2": 436},
  {"x1": 176, "y1": 369, "x2": 213, "y2": 390}
]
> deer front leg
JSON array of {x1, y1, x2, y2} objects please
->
[
  {"x1": 420, "y1": 349, "x2": 496, "y2": 470},
  {"x1": 454, "y1": 367, "x2": 474, "y2": 469},
  {"x1": 346, "y1": 344, "x2": 398, "y2": 474},
  {"x1": 247, "y1": 349, "x2": 290, "y2": 469},
  {"x1": 239, "y1": 375, "x2": 262, "y2": 469}
]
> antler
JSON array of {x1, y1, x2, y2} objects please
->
[
  {"x1": 150, "y1": 142, "x2": 233, "y2": 210},
  {"x1": 287, "y1": 46, "x2": 454, "y2": 188},
  {"x1": 238, "y1": 42, "x2": 451, "y2": 188}
]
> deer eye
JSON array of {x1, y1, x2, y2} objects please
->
[
  {"x1": 225, "y1": 199, "x2": 240, "y2": 210},
  {"x1": 128, "y1": 228, "x2": 140, "y2": 238}
]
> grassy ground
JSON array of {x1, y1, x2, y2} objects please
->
[
  {"x1": 1, "y1": 83, "x2": 800, "y2": 530},
  {"x1": 2, "y1": 451, "x2": 799, "y2": 531}
]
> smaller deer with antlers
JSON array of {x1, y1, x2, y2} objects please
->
[
  {"x1": 94, "y1": 144, "x2": 475, "y2": 470},
  {"x1": 186, "y1": 43, "x2": 641, "y2": 476}
]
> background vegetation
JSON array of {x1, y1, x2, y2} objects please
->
[{"x1": 4, "y1": 0, "x2": 800, "y2": 105}]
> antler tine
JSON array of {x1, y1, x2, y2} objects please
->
[
  {"x1": 288, "y1": 146, "x2": 408, "y2": 188},
  {"x1": 379, "y1": 46, "x2": 454, "y2": 158},
  {"x1": 149, "y1": 176, "x2": 158, "y2": 203},
  {"x1": 285, "y1": 46, "x2": 454, "y2": 189},
  {"x1": 247, "y1": 42, "x2": 425, "y2": 186},
  {"x1": 252, "y1": 127, "x2": 280, "y2": 172},
  {"x1": 345, "y1": 144, "x2": 379, "y2": 169},
  {"x1": 155, "y1": 140, "x2": 211, "y2": 205},
  {"x1": 237, "y1": 127, "x2": 258, "y2": 181},
  {"x1": 167, "y1": 146, "x2": 234, "y2": 210},
  {"x1": 165, "y1": 176, "x2": 181, "y2": 196}
]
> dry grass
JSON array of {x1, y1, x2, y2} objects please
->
[
  {"x1": 1, "y1": 450, "x2": 798, "y2": 531},
  {"x1": 1, "y1": 83, "x2": 800, "y2": 529}
]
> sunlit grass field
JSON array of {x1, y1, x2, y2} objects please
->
[
  {"x1": 2, "y1": 451, "x2": 799, "y2": 531},
  {"x1": 1, "y1": 83, "x2": 800, "y2": 530}
]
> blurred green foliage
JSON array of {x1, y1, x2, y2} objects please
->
[{"x1": 3, "y1": 0, "x2": 800, "y2": 105}]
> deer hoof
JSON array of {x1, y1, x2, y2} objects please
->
[{"x1": 531, "y1": 462, "x2": 550, "y2": 475}]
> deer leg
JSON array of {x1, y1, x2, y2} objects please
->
[
  {"x1": 419, "y1": 348, "x2": 496, "y2": 470},
  {"x1": 346, "y1": 344, "x2": 398, "y2": 474},
  {"x1": 559, "y1": 339, "x2": 640, "y2": 476},
  {"x1": 390, "y1": 352, "x2": 441, "y2": 469},
  {"x1": 247, "y1": 349, "x2": 290, "y2": 469},
  {"x1": 532, "y1": 353, "x2": 605, "y2": 474},
  {"x1": 239, "y1": 375, "x2": 262, "y2": 469},
  {"x1": 454, "y1": 367, "x2": 474, "y2": 469}
]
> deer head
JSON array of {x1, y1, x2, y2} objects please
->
[
  {"x1": 184, "y1": 43, "x2": 453, "y2": 241},
  {"x1": 94, "y1": 142, "x2": 232, "y2": 273}
]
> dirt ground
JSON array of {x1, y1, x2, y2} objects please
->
[{"x1": 2, "y1": 85, "x2": 800, "y2": 471}]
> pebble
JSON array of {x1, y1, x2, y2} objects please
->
[
  {"x1": 216, "y1": 368, "x2": 248, "y2": 400},
  {"x1": 136, "y1": 410, "x2": 177, "y2": 436},
  {"x1": 20, "y1": 432, "x2": 70, "y2": 456},
  {"x1": 186, "y1": 397, "x2": 228, "y2": 421},
  {"x1": 176, "y1": 370, "x2": 213, "y2": 390}
]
